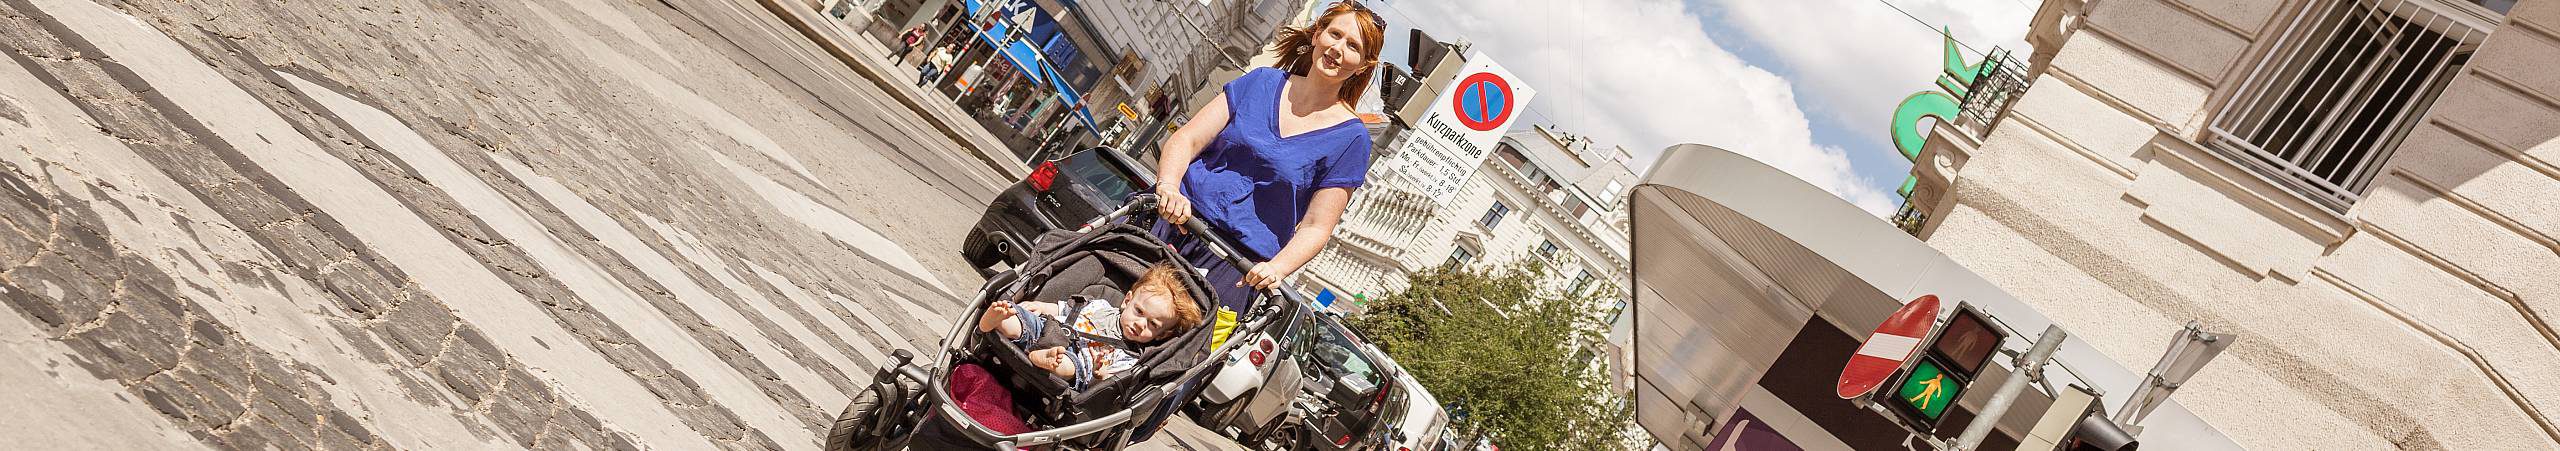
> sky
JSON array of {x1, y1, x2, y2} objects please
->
[{"x1": 1355, "y1": 0, "x2": 2039, "y2": 216}]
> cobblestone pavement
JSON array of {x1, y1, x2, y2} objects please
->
[{"x1": 0, "y1": 0, "x2": 1074, "y2": 448}]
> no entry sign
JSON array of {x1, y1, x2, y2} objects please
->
[{"x1": 1839, "y1": 294, "x2": 1941, "y2": 399}]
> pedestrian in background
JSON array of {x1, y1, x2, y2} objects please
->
[
  {"x1": 893, "y1": 25, "x2": 927, "y2": 65},
  {"x1": 919, "y1": 45, "x2": 955, "y2": 87},
  {"x1": 1150, "y1": 1, "x2": 1386, "y2": 311}
]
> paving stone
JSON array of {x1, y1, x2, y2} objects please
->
[
  {"x1": 9, "y1": 255, "x2": 112, "y2": 329},
  {"x1": 0, "y1": 216, "x2": 46, "y2": 266},
  {"x1": 188, "y1": 314, "x2": 230, "y2": 348},
  {"x1": 0, "y1": 166, "x2": 58, "y2": 222},
  {"x1": 322, "y1": 409, "x2": 375, "y2": 444},
  {"x1": 247, "y1": 379, "x2": 325, "y2": 447},
  {"x1": 171, "y1": 368, "x2": 251, "y2": 423},
  {"x1": 314, "y1": 264, "x2": 397, "y2": 316},
  {"x1": 181, "y1": 345, "x2": 255, "y2": 394},
  {"x1": 482, "y1": 383, "x2": 557, "y2": 446},
  {"x1": 214, "y1": 422, "x2": 276, "y2": 451},
  {"x1": 259, "y1": 220, "x2": 356, "y2": 270},
  {"x1": 314, "y1": 427, "x2": 370, "y2": 451},
  {"x1": 0, "y1": 279, "x2": 70, "y2": 330},
  {"x1": 70, "y1": 313, "x2": 185, "y2": 380},
  {"x1": 375, "y1": 300, "x2": 457, "y2": 366}
]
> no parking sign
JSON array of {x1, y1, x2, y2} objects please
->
[{"x1": 1388, "y1": 53, "x2": 1535, "y2": 203}]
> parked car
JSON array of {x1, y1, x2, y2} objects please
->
[
  {"x1": 961, "y1": 146, "x2": 1152, "y2": 274},
  {"x1": 1198, "y1": 309, "x2": 1403, "y2": 450},
  {"x1": 1376, "y1": 349, "x2": 1449, "y2": 451}
]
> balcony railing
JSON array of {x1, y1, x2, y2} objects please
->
[{"x1": 1954, "y1": 49, "x2": 2032, "y2": 135}]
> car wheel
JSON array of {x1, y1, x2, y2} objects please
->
[
  {"x1": 960, "y1": 230, "x2": 1002, "y2": 275},
  {"x1": 1200, "y1": 390, "x2": 1252, "y2": 431}
]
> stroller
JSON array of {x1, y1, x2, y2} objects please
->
[{"x1": 825, "y1": 195, "x2": 1304, "y2": 450}]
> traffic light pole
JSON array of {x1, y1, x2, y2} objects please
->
[{"x1": 1950, "y1": 325, "x2": 2067, "y2": 451}]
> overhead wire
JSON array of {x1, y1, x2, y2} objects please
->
[{"x1": 1866, "y1": 0, "x2": 1995, "y2": 58}]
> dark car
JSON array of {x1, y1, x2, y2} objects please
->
[{"x1": 962, "y1": 146, "x2": 1153, "y2": 274}]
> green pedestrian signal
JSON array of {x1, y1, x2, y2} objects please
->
[{"x1": 1896, "y1": 359, "x2": 1962, "y2": 420}]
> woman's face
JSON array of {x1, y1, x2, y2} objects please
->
[{"x1": 1308, "y1": 14, "x2": 1372, "y2": 82}]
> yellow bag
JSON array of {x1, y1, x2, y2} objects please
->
[{"x1": 1207, "y1": 307, "x2": 1240, "y2": 350}]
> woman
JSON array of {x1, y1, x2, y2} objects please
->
[
  {"x1": 1152, "y1": 1, "x2": 1386, "y2": 311},
  {"x1": 893, "y1": 25, "x2": 927, "y2": 65},
  {"x1": 918, "y1": 44, "x2": 955, "y2": 87}
]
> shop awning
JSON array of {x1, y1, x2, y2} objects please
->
[{"x1": 962, "y1": 0, "x2": 1099, "y2": 135}]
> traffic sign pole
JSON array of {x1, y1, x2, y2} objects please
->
[{"x1": 1950, "y1": 325, "x2": 2067, "y2": 451}]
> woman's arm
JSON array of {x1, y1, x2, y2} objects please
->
[
  {"x1": 1153, "y1": 93, "x2": 1230, "y2": 227},
  {"x1": 1239, "y1": 186, "x2": 1352, "y2": 289}
]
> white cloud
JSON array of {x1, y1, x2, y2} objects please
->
[
  {"x1": 1706, "y1": 0, "x2": 2038, "y2": 141},
  {"x1": 1384, "y1": 0, "x2": 1902, "y2": 215}
]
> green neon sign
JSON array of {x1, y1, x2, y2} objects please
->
[{"x1": 1887, "y1": 28, "x2": 2003, "y2": 198}]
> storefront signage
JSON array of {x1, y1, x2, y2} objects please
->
[{"x1": 1886, "y1": 28, "x2": 2004, "y2": 196}]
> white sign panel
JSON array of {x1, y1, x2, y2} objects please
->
[{"x1": 1391, "y1": 53, "x2": 1536, "y2": 203}]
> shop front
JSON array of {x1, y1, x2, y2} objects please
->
[{"x1": 912, "y1": 0, "x2": 1103, "y2": 159}]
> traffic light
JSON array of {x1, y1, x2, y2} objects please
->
[
  {"x1": 1873, "y1": 302, "x2": 2006, "y2": 432},
  {"x1": 2022, "y1": 384, "x2": 2139, "y2": 451},
  {"x1": 2065, "y1": 414, "x2": 2140, "y2": 451}
]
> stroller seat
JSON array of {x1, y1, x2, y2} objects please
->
[{"x1": 955, "y1": 224, "x2": 1222, "y2": 436}]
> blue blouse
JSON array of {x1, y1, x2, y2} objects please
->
[{"x1": 1181, "y1": 67, "x2": 1373, "y2": 260}]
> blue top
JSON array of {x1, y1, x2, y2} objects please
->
[{"x1": 1181, "y1": 67, "x2": 1373, "y2": 260}]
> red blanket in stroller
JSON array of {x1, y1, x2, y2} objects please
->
[{"x1": 950, "y1": 364, "x2": 1031, "y2": 435}]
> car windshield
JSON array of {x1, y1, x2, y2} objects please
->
[
  {"x1": 1062, "y1": 151, "x2": 1138, "y2": 206},
  {"x1": 1301, "y1": 319, "x2": 1380, "y2": 389}
]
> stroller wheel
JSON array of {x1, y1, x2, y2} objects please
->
[{"x1": 825, "y1": 378, "x2": 912, "y2": 451}]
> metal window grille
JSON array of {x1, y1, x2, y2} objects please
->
[{"x1": 2207, "y1": 0, "x2": 2496, "y2": 212}]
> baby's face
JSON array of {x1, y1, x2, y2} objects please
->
[{"x1": 1119, "y1": 291, "x2": 1181, "y2": 343}]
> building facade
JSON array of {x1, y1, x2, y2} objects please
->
[
  {"x1": 1079, "y1": 0, "x2": 1293, "y2": 121},
  {"x1": 1901, "y1": 0, "x2": 2560, "y2": 447},
  {"x1": 1297, "y1": 125, "x2": 1638, "y2": 312}
]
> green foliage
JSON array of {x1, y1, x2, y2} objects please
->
[{"x1": 1347, "y1": 262, "x2": 1635, "y2": 451}]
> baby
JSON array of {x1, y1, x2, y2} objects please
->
[{"x1": 978, "y1": 263, "x2": 1204, "y2": 389}]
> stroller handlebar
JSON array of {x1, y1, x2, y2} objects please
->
[{"x1": 1111, "y1": 194, "x2": 1295, "y2": 301}]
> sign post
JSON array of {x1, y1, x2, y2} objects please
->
[
  {"x1": 1384, "y1": 53, "x2": 1536, "y2": 203},
  {"x1": 1951, "y1": 325, "x2": 2067, "y2": 451}
]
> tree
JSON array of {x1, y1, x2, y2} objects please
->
[{"x1": 1347, "y1": 261, "x2": 1635, "y2": 451}]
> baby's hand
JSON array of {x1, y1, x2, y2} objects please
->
[{"x1": 977, "y1": 301, "x2": 1015, "y2": 333}]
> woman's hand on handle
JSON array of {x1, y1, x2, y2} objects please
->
[
  {"x1": 1155, "y1": 186, "x2": 1192, "y2": 232},
  {"x1": 1238, "y1": 261, "x2": 1298, "y2": 289}
]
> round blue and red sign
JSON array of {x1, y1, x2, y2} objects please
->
[{"x1": 1451, "y1": 72, "x2": 1514, "y2": 132}]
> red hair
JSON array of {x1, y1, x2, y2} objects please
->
[{"x1": 1270, "y1": 1, "x2": 1387, "y2": 106}]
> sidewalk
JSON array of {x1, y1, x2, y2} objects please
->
[{"x1": 740, "y1": 0, "x2": 1030, "y2": 180}]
